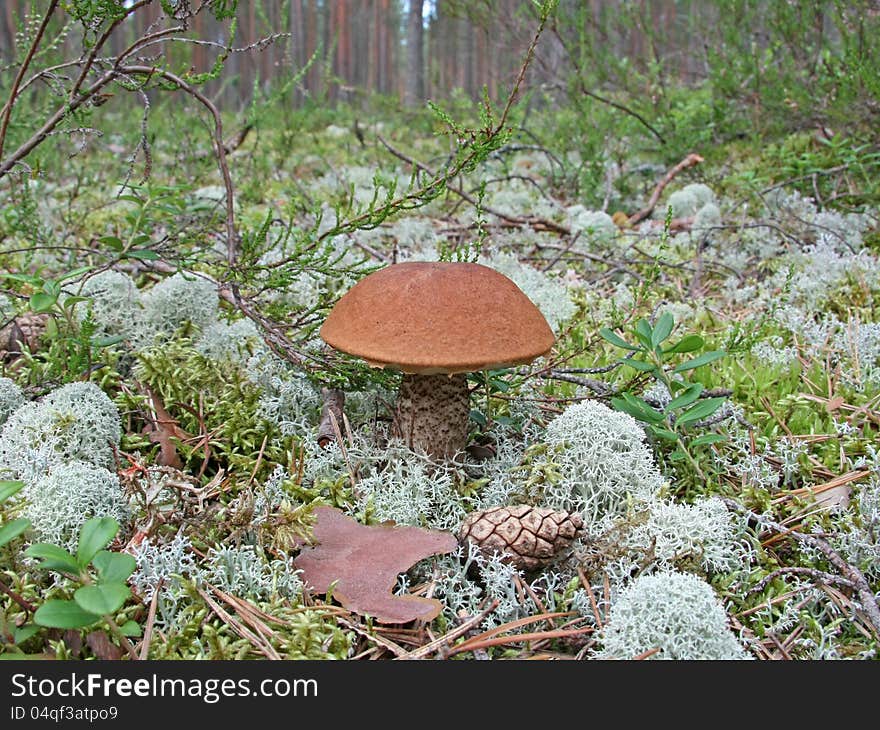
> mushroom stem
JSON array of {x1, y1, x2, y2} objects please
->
[{"x1": 393, "y1": 373, "x2": 470, "y2": 460}]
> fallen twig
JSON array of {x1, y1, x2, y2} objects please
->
[
  {"x1": 627, "y1": 153, "x2": 705, "y2": 226},
  {"x1": 723, "y1": 498, "x2": 880, "y2": 640},
  {"x1": 138, "y1": 578, "x2": 162, "y2": 660},
  {"x1": 401, "y1": 599, "x2": 500, "y2": 660}
]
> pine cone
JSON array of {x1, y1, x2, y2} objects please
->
[{"x1": 458, "y1": 505, "x2": 585, "y2": 572}]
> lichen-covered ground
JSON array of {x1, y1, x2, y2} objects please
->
[{"x1": 1, "y1": 99, "x2": 878, "y2": 660}]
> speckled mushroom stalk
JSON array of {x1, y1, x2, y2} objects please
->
[
  {"x1": 393, "y1": 373, "x2": 470, "y2": 460},
  {"x1": 320, "y1": 261, "x2": 555, "y2": 461}
]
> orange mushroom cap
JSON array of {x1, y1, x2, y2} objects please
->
[{"x1": 320, "y1": 261, "x2": 555, "y2": 375}]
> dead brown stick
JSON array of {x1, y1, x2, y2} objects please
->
[
  {"x1": 627, "y1": 153, "x2": 705, "y2": 226},
  {"x1": 446, "y1": 626, "x2": 594, "y2": 657},
  {"x1": 0, "y1": 0, "x2": 62, "y2": 162},
  {"x1": 723, "y1": 498, "x2": 880, "y2": 640},
  {"x1": 401, "y1": 599, "x2": 500, "y2": 660},
  {"x1": 317, "y1": 388, "x2": 346, "y2": 448},
  {"x1": 378, "y1": 134, "x2": 571, "y2": 236},
  {"x1": 195, "y1": 585, "x2": 281, "y2": 660},
  {"x1": 0, "y1": 576, "x2": 36, "y2": 613},
  {"x1": 138, "y1": 578, "x2": 163, "y2": 660}
]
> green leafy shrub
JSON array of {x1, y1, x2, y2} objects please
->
[{"x1": 23, "y1": 517, "x2": 140, "y2": 655}]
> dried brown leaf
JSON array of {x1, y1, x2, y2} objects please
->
[
  {"x1": 145, "y1": 386, "x2": 187, "y2": 469},
  {"x1": 293, "y1": 506, "x2": 457, "y2": 625},
  {"x1": 85, "y1": 630, "x2": 124, "y2": 660}
]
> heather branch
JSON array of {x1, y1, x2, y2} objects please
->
[
  {"x1": 0, "y1": 0, "x2": 62, "y2": 162},
  {"x1": 118, "y1": 64, "x2": 238, "y2": 264}
]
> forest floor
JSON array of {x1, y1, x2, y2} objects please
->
[{"x1": 0, "y1": 95, "x2": 879, "y2": 661}]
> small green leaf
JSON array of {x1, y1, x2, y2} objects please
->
[
  {"x1": 61, "y1": 295, "x2": 90, "y2": 309},
  {"x1": 0, "y1": 518, "x2": 30, "y2": 548},
  {"x1": 664, "y1": 334, "x2": 704, "y2": 354},
  {"x1": 34, "y1": 600, "x2": 100, "y2": 629},
  {"x1": 599, "y1": 328, "x2": 640, "y2": 351},
  {"x1": 28, "y1": 291, "x2": 56, "y2": 313},
  {"x1": 93, "y1": 334, "x2": 126, "y2": 347},
  {"x1": 13, "y1": 624, "x2": 40, "y2": 645},
  {"x1": 675, "y1": 397, "x2": 727, "y2": 427},
  {"x1": 92, "y1": 551, "x2": 136, "y2": 583},
  {"x1": 634, "y1": 319, "x2": 653, "y2": 349},
  {"x1": 41, "y1": 280, "x2": 61, "y2": 297},
  {"x1": 124, "y1": 249, "x2": 159, "y2": 261},
  {"x1": 469, "y1": 409, "x2": 487, "y2": 427},
  {"x1": 118, "y1": 620, "x2": 142, "y2": 637},
  {"x1": 651, "y1": 312, "x2": 674, "y2": 349},
  {"x1": 668, "y1": 450, "x2": 688, "y2": 461},
  {"x1": 623, "y1": 358, "x2": 657, "y2": 373},
  {"x1": 56, "y1": 266, "x2": 92, "y2": 282},
  {"x1": 665, "y1": 383, "x2": 704, "y2": 411},
  {"x1": 673, "y1": 350, "x2": 726, "y2": 373},
  {"x1": 25, "y1": 544, "x2": 81, "y2": 574},
  {"x1": 0, "y1": 272, "x2": 40, "y2": 285},
  {"x1": 650, "y1": 426, "x2": 679, "y2": 441},
  {"x1": 77, "y1": 517, "x2": 120, "y2": 568},
  {"x1": 99, "y1": 235, "x2": 124, "y2": 251},
  {"x1": 74, "y1": 583, "x2": 130, "y2": 616},
  {"x1": 690, "y1": 433, "x2": 728, "y2": 447},
  {"x1": 612, "y1": 394, "x2": 665, "y2": 424},
  {"x1": 0, "y1": 481, "x2": 25, "y2": 504}
]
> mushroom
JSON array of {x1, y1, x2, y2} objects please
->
[{"x1": 319, "y1": 261, "x2": 554, "y2": 459}]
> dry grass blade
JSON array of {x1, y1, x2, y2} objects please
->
[
  {"x1": 400, "y1": 599, "x2": 500, "y2": 660},
  {"x1": 336, "y1": 615, "x2": 409, "y2": 658},
  {"x1": 138, "y1": 578, "x2": 162, "y2": 660},
  {"x1": 770, "y1": 469, "x2": 870, "y2": 506},
  {"x1": 210, "y1": 586, "x2": 284, "y2": 647},
  {"x1": 578, "y1": 567, "x2": 604, "y2": 629},
  {"x1": 446, "y1": 626, "x2": 594, "y2": 657},
  {"x1": 453, "y1": 610, "x2": 575, "y2": 646},
  {"x1": 196, "y1": 586, "x2": 281, "y2": 660}
]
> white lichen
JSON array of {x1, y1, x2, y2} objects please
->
[
  {"x1": 131, "y1": 532, "x2": 199, "y2": 628},
  {"x1": 74, "y1": 269, "x2": 142, "y2": 341},
  {"x1": 596, "y1": 570, "x2": 751, "y2": 660},
  {"x1": 622, "y1": 497, "x2": 749, "y2": 574},
  {"x1": 539, "y1": 400, "x2": 666, "y2": 523},
  {"x1": 0, "y1": 377, "x2": 24, "y2": 426},
  {"x1": 202, "y1": 544, "x2": 303, "y2": 601},
  {"x1": 0, "y1": 381, "x2": 121, "y2": 480},
  {"x1": 136, "y1": 271, "x2": 218, "y2": 346},
  {"x1": 24, "y1": 461, "x2": 131, "y2": 552},
  {"x1": 245, "y1": 350, "x2": 322, "y2": 436},
  {"x1": 194, "y1": 317, "x2": 267, "y2": 366}
]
